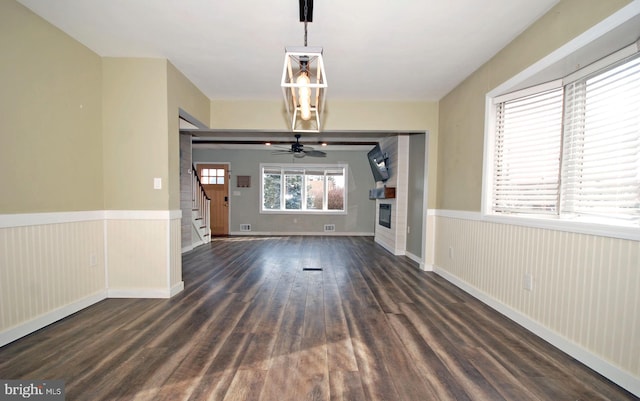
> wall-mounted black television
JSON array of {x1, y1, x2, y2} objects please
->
[{"x1": 367, "y1": 143, "x2": 390, "y2": 182}]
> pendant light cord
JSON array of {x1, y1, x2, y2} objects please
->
[{"x1": 303, "y1": 0, "x2": 308, "y2": 47}]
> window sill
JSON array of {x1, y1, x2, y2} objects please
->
[
  {"x1": 484, "y1": 213, "x2": 640, "y2": 242},
  {"x1": 260, "y1": 210, "x2": 347, "y2": 216}
]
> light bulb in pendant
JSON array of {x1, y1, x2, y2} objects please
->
[{"x1": 297, "y1": 72, "x2": 312, "y2": 121}]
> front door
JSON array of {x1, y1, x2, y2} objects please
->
[{"x1": 198, "y1": 164, "x2": 229, "y2": 236}]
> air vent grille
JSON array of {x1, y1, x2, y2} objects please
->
[{"x1": 324, "y1": 224, "x2": 335, "y2": 232}]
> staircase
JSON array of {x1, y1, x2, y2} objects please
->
[{"x1": 192, "y1": 165, "x2": 211, "y2": 246}]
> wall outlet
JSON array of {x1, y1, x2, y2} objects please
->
[
  {"x1": 407, "y1": 226, "x2": 411, "y2": 234},
  {"x1": 448, "y1": 246, "x2": 453, "y2": 259},
  {"x1": 324, "y1": 224, "x2": 336, "y2": 232},
  {"x1": 153, "y1": 177, "x2": 162, "y2": 189},
  {"x1": 524, "y1": 272, "x2": 533, "y2": 291},
  {"x1": 89, "y1": 254, "x2": 98, "y2": 267}
]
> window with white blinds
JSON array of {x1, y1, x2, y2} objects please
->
[
  {"x1": 494, "y1": 87, "x2": 564, "y2": 214},
  {"x1": 561, "y1": 56, "x2": 640, "y2": 224},
  {"x1": 491, "y1": 51, "x2": 640, "y2": 226}
]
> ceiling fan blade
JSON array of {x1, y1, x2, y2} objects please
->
[
  {"x1": 271, "y1": 134, "x2": 326, "y2": 157},
  {"x1": 304, "y1": 150, "x2": 327, "y2": 157},
  {"x1": 271, "y1": 144, "x2": 292, "y2": 150}
]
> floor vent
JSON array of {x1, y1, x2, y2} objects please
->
[
  {"x1": 323, "y1": 224, "x2": 336, "y2": 232},
  {"x1": 240, "y1": 224, "x2": 251, "y2": 232},
  {"x1": 302, "y1": 267, "x2": 324, "y2": 271}
]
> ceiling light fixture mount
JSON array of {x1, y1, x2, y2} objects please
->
[{"x1": 281, "y1": 0, "x2": 327, "y2": 133}]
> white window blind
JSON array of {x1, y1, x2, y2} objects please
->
[
  {"x1": 491, "y1": 50, "x2": 640, "y2": 227},
  {"x1": 493, "y1": 87, "x2": 564, "y2": 214},
  {"x1": 561, "y1": 56, "x2": 640, "y2": 223}
]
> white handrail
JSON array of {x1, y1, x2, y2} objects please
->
[{"x1": 192, "y1": 166, "x2": 211, "y2": 242}]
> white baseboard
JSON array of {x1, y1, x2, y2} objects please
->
[
  {"x1": 0, "y1": 291, "x2": 107, "y2": 347},
  {"x1": 170, "y1": 281, "x2": 184, "y2": 297},
  {"x1": 373, "y1": 236, "x2": 406, "y2": 256},
  {"x1": 405, "y1": 251, "x2": 422, "y2": 266},
  {"x1": 182, "y1": 244, "x2": 194, "y2": 253},
  {"x1": 108, "y1": 287, "x2": 175, "y2": 299},
  {"x1": 421, "y1": 263, "x2": 434, "y2": 271},
  {"x1": 405, "y1": 251, "x2": 433, "y2": 271},
  {"x1": 0, "y1": 284, "x2": 183, "y2": 347},
  {"x1": 434, "y1": 266, "x2": 640, "y2": 397}
]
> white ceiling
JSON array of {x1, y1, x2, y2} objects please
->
[{"x1": 17, "y1": 0, "x2": 560, "y2": 102}]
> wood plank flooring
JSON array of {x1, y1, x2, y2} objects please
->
[{"x1": 0, "y1": 236, "x2": 637, "y2": 400}]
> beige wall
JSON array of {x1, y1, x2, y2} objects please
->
[
  {"x1": 0, "y1": 2, "x2": 211, "y2": 345},
  {"x1": 436, "y1": 0, "x2": 632, "y2": 211},
  {"x1": 0, "y1": 0, "x2": 103, "y2": 213},
  {"x1": 102, "y1": 58, "x2": 170, "y2": 210},
  {"x1": 211, "y1": 99, "x2": 438, "y2": 131},
  {"x1": 167, "y1": 62, "x2": 210, "y2": 210},
  {"x1": 102, "y1": 57, "x2": 208, "y2": 212},
  {"x1": 210, "y1": 99, "x2": 439, "y2": 208}
]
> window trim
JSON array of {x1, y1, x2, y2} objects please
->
[
  {"x1": 259, "y1": 163, "x2": 348, "y2": 215},
  {"x1": 483, "y1": 40, "x2": 640, "y2": 242}
]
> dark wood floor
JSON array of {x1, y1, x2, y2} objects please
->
[{"x1": 0, "y1": 236, "x2": 636, "y2": 401}]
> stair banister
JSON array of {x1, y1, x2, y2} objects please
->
[{"x1": 192, "y1": 164, "x2": 211, "y2": 243}]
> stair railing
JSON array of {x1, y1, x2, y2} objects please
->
[{"x1": 192, "y1": 165, "x2": 211, "y2": 242}]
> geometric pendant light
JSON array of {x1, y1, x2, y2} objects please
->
[{"x1": 281, "y1": 0, "x2": 327, "y2": 132}]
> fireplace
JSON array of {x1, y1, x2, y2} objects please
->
[{"x1": 379, "y1": 204, "x2": 391, "y2": 228}]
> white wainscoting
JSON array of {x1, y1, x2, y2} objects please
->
[
  {"x1": 105, "y1": 210, "x2": 183, "y2": 298},
  {"x1": 433, "y1": 210, "x2": 640, "y2": 396},
  {"x1": 0, "y1": 210, "x2": 182, "y2": 347},
  {"x1": 0, "y1": 214, "x2": 106, "y2": 346}
]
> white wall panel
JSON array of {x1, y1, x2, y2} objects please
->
[
  {"x1": 0, "y1": 219, "x2": 106, "y2": 344},
  {"x1": 106, "y1": 219, "x2": 167, "y2": 291},
  {"x1": 375, "y1": 136, "x2": 410, "y2": 255},
  {"x1": 106, "y1": 215, "x2": 181, "y2": 298},
  {"x1": 434, "y1": 212, "x2": 640, "y2": 392},
  {"x1": 0, "y1": 210, "x2": 183, "y2": 346},
  {"x1": 169, "y1": 217, "x2": 183, "y2": 294}
]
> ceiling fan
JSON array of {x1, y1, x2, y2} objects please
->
[{"x1": 272, "y1": 134, "x2": 326, "y2": 158}]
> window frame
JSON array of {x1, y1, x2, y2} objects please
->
[
  {"x1": 259, "y1": 163, "x2": 348, "y2": 215},
  {"x1": 483, "y1": 43, "x2": 640, "y2": 241}
]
